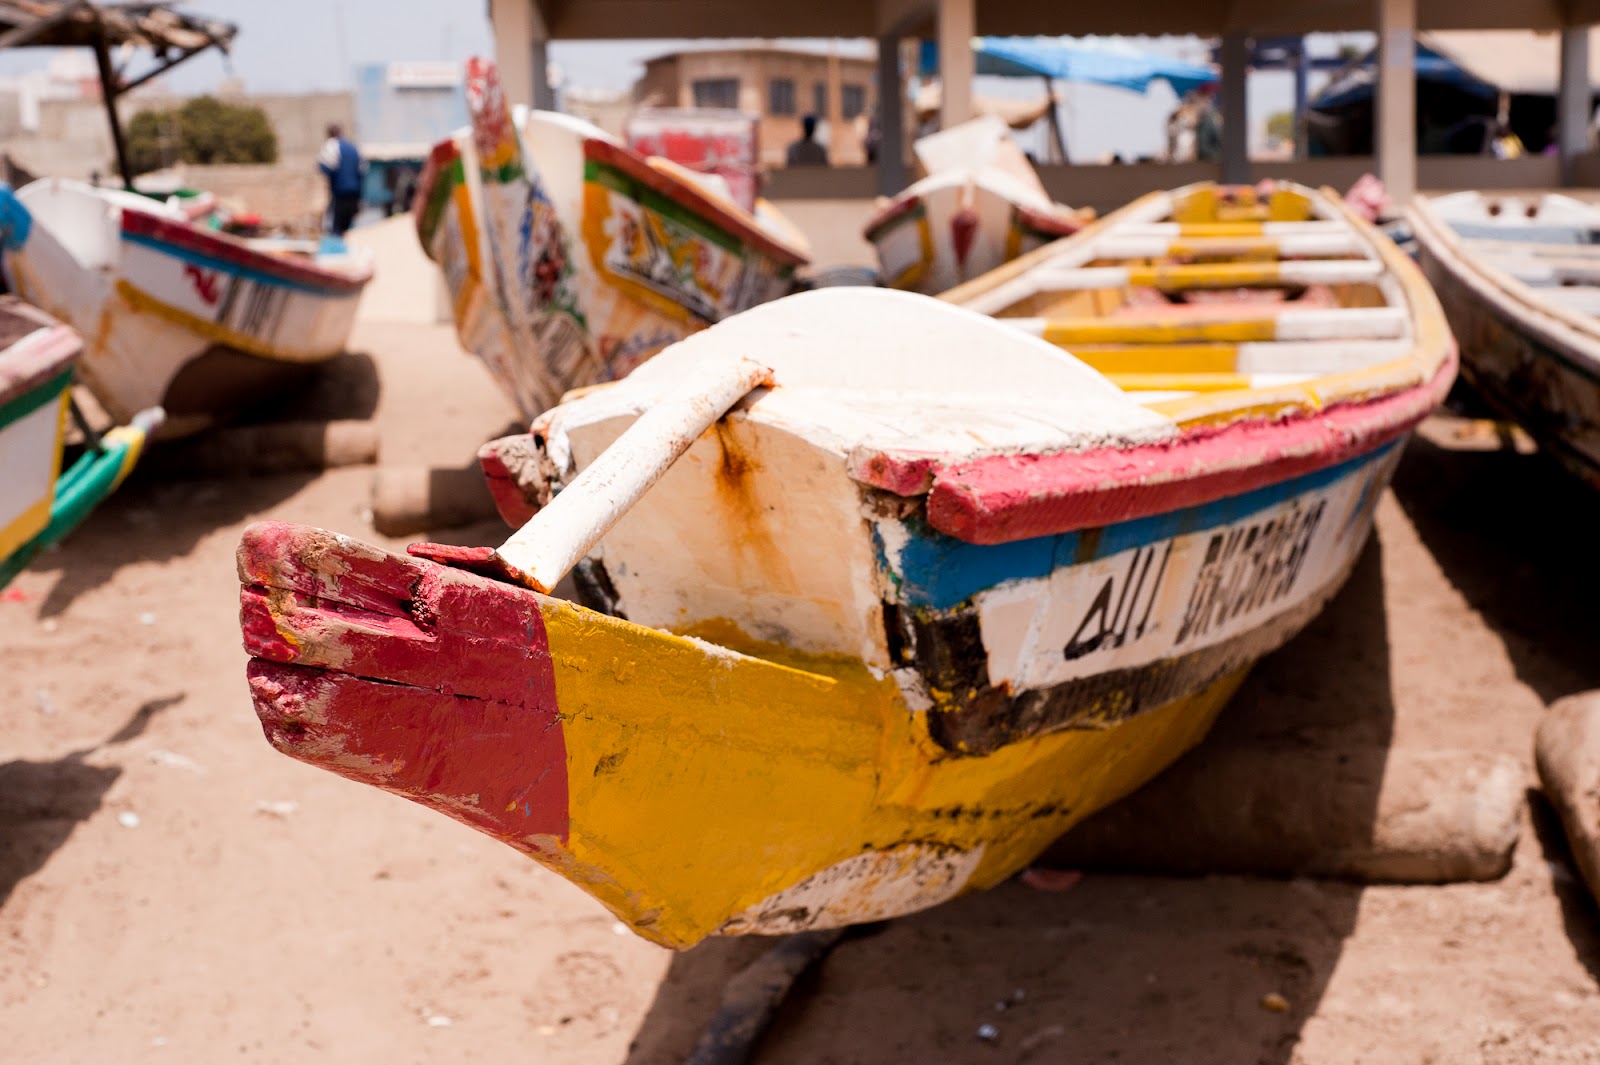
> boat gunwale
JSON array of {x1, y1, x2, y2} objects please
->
[
  {"x1": 1408, "y1": 192, "x2": 1600, "y2": 386},
  {"x1": 119, "y1": 206, "x2": 374, "y2": 293},
  {"x1": 0, "y1": 316, "x2": 81, "y2": 409},
  {"x1": 582, "y1": 137, "x2": 809, "y2": 267}
]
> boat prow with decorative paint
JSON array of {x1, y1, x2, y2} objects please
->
[
  {"x1": 865, "y1": 115, "x2": 1090, "y2": 294},
  {"x1": 0, "y1": 178, "x2": 372, "y2": 438},
  {"x1": 413, "y1": 57, "x2": 810, "y2": 420},
  {"x1": 1, "y1": 297, "x2": 159, "y2": 588},
  {"x1": 1408, "y1": 190, "x2": 1600, "y2": 488},
  {"x1": 239, "y1": 180, "x2": 1452, "y2": 949}
]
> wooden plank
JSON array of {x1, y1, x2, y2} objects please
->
[
  {"x1": 1094, "y1": 232, "x2": 1363, "y2": 259},
  {"x1": 493, "y1": 355, "x2": 774, "y2": 592},
  {"x1": 1028, "y1": 259, "x2": 1384, "y2": 292},
  {"x1": 1004, "y1": 306, "x2": 1406, "y2": 345}
]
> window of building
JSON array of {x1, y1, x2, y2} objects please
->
[
  {"x1": 769, "y1": 78, "x2": 796, "y2": 116},
  {"x1": 813, "y1": 82, "x2": 827, "y2": 118},
  {"x1": 692, "y1": 78, "x2": 740, "y2": 109},
  {"x1": 841, "y1": 84, "x2": 866, "y2": 119}
]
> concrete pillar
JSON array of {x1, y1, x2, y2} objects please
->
[
  {"x1": 1558, "y1": 27, "x2": 1591, "y2": 186},
  {"x1": 877, "y1": 35, "x2": 907, "y2": 195},
  {"x1": 937, "y1": 0, "x2": 974, "y2": 129},
  {"x1": 488, "y1": 0, "x2": 554, "y2": 111},
  {"x1": 1375, "y1": 0, "x2": 1417, "y2": 207},
  {"x1": 1220, "y1": 32, "x2": 1249, "y2": 184},
  {"x1": 489, "y1": 0, "x2": 535, "y2": 109}
]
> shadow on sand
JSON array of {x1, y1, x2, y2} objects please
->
[
  {"x1": 1390, "y1": 430, "x2": 1600, "y2": 702},
  {"x1": 623, "y1": 528, "x2": 1398, "y2": 1064},
  {"x1": 28, "y1": 351, "x2": 381, "y2": 618},
  {"x1": 0, "y1": 694, "x2": 183, "y2": 908}
]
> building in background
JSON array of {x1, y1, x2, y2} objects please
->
[
  {"x1": 633, "y1": 45, "x2": 877, "y2": 167},
  {"x1": 352, "y1": 61, "x2": 470, "y2": 216}
]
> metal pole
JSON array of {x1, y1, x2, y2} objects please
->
[
  {"x1": 876, "y1": 34, "x2": 906, "y2": 196},
  {"x1": 530, "y1": 36, "x2": 555, "y2": 111},
  {"x1": 1558, "y1": 26, "x2": 1591, "y2": 186},
  {"x1": 91, "y1": 27, "x2": 134, "y2": 190},
  {"x1": 1220, "y1": 32, "x2": 1249, "y2": 184},
  {"x1": 1293, "y1": 37, "x2": 1310, "y2": 160}
]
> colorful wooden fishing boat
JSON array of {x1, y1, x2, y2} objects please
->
[
  {"x1": 1408, "y1": 191, "x2": 1600, "y2": 488},
  {"x1": 239, "y1": 180, "x2": 1452, "y2": 950},
  {"x1": 865, "y1": 115, "x2": 1089, "y2": 295},
  {"x1": 0, "y1": 179, "x2": 373, "y2": 438},
  {"x1": 0, "y1": 297, "x2": 158, "y2": 589},
  {"x1": 414, "y1": 57, "x2": 810, "y2": 420}
]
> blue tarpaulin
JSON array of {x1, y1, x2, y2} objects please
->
[
  {"x1": 1310, "y1": 41, "x2": 1498, "y2": 111},
  {"x1": 920, "y1": 37, "x2": 1218, "y2": 96}
]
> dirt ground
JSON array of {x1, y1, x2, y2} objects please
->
[{"x1": 4, "y1": 312, "x2": 1600, "y2": 1064}]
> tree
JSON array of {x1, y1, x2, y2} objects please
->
[
  {"x1": 1266, "y1": 110, "x2": 1295, "y2": 146},
  {"x1": 121, "y1": 96, "x2": 279, "y2": 176}
]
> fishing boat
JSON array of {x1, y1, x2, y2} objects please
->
[
  {"x1": 1, "y1": 297, "x2": 158, "y2": 589},
  {"x1": 0, "y1": 178, "x2": 373, "y2": 438},
  {"x1": 864, "y1": 115, "x2": 1090, "y2": 295},
  {"x1": 414, "y1": 57, "x2": 810, "y2": 420},
  {"x1": 1408, "y1": 190, "x2": 1600, "y2": 487},
  {"x1": 239, "y1": 180, "x2": 1453, "y2": 950}
]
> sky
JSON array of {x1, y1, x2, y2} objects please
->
[{"x1": 0, "y1": 1, "x2": 1365, "y2": 162}]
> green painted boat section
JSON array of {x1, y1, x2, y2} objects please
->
[
  {"x1": 584, "y1": 158, "x2": 745, "y2": 257},
  {"x1": 0, "y1": 431, "x2": 137, "y2": 590},
  {"x1": 0, "y1": 367, "x2": 71, "y2": 430}
]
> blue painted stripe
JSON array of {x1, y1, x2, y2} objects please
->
[
  {"x1": 0, "y1": 184, "x2": 32, "y2": 251},
  {"x1": 120, "y1": 232, "x2": 354, "y2": 297},
  {"x1": 882, "y1": 441, "x2": 1401, "y2": 610}
]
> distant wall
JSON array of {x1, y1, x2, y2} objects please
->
[
  {"x1": 764, "y1": 155, "x2": 1590, "y2": 213},
  {"x1": 183, "y1": 164, "x2": 328, "y2": 231},
  {"x1": 22, "y1": 90, "x2": 354, "y2": 177}
]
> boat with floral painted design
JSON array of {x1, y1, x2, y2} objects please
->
[
  {"x1": 865, "y1": 115, "x2": 1090, "y2": 294},
  {"x1": 413, "y1": 57, "x2": 810, "y2": 420},
  {"x1": 238, "y1": 181, "x2": 1452, "y2": 949},
  {"x1": 0, "y1": 179, "x2": 372, "y2": 438},
  {"x1": 1, "y1": 297, "x2": 159, "y2": 588}
]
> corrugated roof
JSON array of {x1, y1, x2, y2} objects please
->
[{"x1": 0, "y1": 1, "x2": 234, "y2": 52}]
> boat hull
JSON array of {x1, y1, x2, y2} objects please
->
[
  {"x1": 0, "y1": 181, "x2": 371, "y2": 437},
  {"x1": 239, "y1": 421, "x2": 1411, "y2": 949},
  {"x1": 0, "y1": 297, "x2": 154, "y2": 588},
  {"x1": 1411, "y1": 211, "x2": 1600, "y2": 487},
  {"x1": 413, "y1": 60, "x2": 809, "y2": 419},
  {"x1": 0, "y1": 313, "x2": 78, "y2": 562},
  {"x1": 866, "y1": 176, "x2": 1083, "y2": 295}
]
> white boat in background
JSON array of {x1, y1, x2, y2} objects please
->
[
  {"x1": 0, "y1": 179, "x2": 373, "y2": 438},
  {"x1": 414, "y1": 58, "x2": 811, "y2": 421},
  {"x1": 864, "y1": 115, "x2": 1090, "y2": 295},
  {"x1": 1409, "y1": 190, "x2": 1600, "y2": 488}
]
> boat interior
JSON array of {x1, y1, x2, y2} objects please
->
[
  {"x1": 13, "y1": 180, "x2": 166, "y2": 271},
  {"x1": 1424, "y1": 190, "x2": 1600, "y2": 317},
  {"x1": 943, "y1": 181, "x2": 1423, "y2": 412}
]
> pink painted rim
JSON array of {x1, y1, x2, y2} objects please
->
[{"x1": 855, "y1": 351, "x2": 1456, "y2": 546}]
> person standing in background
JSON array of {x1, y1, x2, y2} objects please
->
[
  {"x1": 318, "y1": 123, "x2": 364, "y2": 236},
  {"x1": 786, "y1": 115, "x2": 829, "y2": 167}
]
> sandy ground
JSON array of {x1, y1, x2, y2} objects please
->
[{"x1": 4, "y1": 307, "x2": 1600, "y2": 1063}]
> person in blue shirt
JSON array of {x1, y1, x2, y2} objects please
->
[{"x1": 318, "y1": 123, "x2": 364, "y2": 236}]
